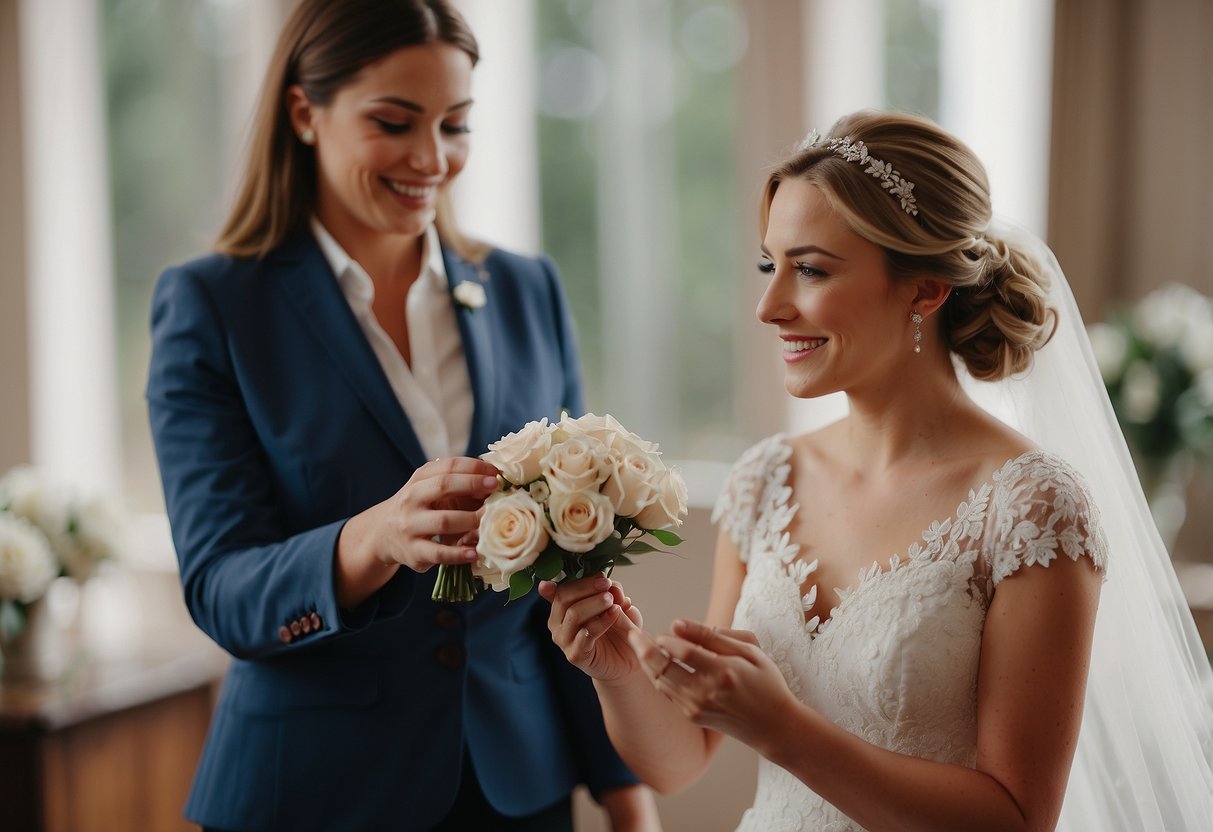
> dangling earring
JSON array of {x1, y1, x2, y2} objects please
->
[
  {"x1": 911, "y1": 311, "x2": 923, "y2": 353},
  {"x1": 300, "y1": 128, "x2": 315, "y2": 145}
]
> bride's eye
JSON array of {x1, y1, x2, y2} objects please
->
[
  {"x1": 795, "y1": 263, "x2": 827, "y2": 279},
  {"x1": 757, "y1": 259, "x2": 775, "y2": 275}
]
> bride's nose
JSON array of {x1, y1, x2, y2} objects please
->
[{"x1": 756, "y1": 270, "x2": 796, "y2": 325}]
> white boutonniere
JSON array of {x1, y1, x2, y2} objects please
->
[{"x1": 453, "y1": 280, "x2": 487, "y2": 312}]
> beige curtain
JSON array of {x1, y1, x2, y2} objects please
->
[
  {"x1": 1048, "y1": 0, "x2": 1213, "y2": 315},
  {"x1": 1048, "y1": 0, "x2": 1213, "y2": 581},
  {"x1": 0, "y1": 0, "x2": 31, "y2": 470}
]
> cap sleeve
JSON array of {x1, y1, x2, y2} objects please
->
[
  {"x1": 711, "y1": 434, "x2": 793, "y2": 563},
  {"x1": 985, "y1": 451, "x2": 1109, "y2": 586}
]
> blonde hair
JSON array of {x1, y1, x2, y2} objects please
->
[
  {"x1": 215, "y1": 0, "x2": 488, "y2": 263},
  {"x1": 761, "y1": 111, "x2": 1056, "y2": 381}
]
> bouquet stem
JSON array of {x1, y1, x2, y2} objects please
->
[{"x1": 431, "y1": 563, "x2": 479, "y2": 602}]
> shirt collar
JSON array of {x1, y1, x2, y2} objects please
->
[{"x1": 310, "y1": 218, "x2": 448, "y2": 303}]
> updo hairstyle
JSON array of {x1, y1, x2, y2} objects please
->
[{"x1": 760, "y1": 110, "x2": 1057, "y2": 381}]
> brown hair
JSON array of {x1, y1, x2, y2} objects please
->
[
  {"x1": 760, "y1": 110, "x2": 1056, "y2": 381},
  {"x1": 215, "y1": 0, "x2": 487, "y2": 262}
]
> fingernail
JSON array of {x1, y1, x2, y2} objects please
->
[
  {"x1": 465, "y1": 549, "x2": 478, "y2": 561},
  {"x1": 593, "y1": 576, "x2": 610, "y2": 591},
  {"x1": 482, "y1": 476, "x2": 499, "y2": 488}
]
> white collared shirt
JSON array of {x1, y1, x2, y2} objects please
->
[{"x1": 311, "y1": 218, "x2": 473, "y2": 460}]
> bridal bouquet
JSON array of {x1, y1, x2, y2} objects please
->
[{"x1": 431, "y1": 413, "x2": 687, "y2": 602}]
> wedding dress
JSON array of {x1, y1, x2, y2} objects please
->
[
  {"x1": 718, "y1": 439, "x2": 1106, "y2": 832},
  {"x1": 712, "y1": 222, "x2": 1213, "y2": 830}
]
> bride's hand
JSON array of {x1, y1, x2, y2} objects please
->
[
  {"x1": 539, "y1": 576, "x2": 644, "y2": 684},
  {"x1": 628, "y1": 618, "x2": 796, "y2": 753}
]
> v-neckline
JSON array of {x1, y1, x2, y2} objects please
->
[{"x1": 772, "y1": 440, "x2": 1042, "y2": 635}]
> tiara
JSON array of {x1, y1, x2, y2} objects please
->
[{"x1": 796, "y1": 129, "x2": 919, "y2": 216}]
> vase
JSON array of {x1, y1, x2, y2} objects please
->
[
  {"x1": 0, "y1": 579, "x2": 81, "y2": 683},
  {"x1": 1140, "y1": 453, "x2": 1195, "y2": 554}
]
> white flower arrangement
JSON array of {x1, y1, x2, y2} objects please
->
[
  {"x1": 432, "y1": 413, "x2": 687, "y2": 602},
  {"x1": 1088, "y1": 282, "x2": 1213, "y2": 491},
  {"x1": 0, "y1": 466, "x2": 129, "y2": 641},
  {"x1": 452, "y1": 279, "x2": 487, "y2": 311}
]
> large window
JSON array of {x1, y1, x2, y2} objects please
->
[
  {"x1": 534, "y1": 0, "x2": 747, "y2": 464},
  {"x1": 86, "y1": 0, "x2": 1053, "y2": 515},
  {"x1": 103, "y1": 0, "x2": 277, "y2": 511}
]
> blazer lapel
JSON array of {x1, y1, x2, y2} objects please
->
[
  {"x1": 275, "y1": 235, "x2": 429, "y2": 469},
  {"x1": 445, "y1": 250, "x2": 499, "y2": 455}
]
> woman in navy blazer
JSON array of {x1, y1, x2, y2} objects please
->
[{"x1": 145, "y1": 1, "x2": 656, "y2": 829}]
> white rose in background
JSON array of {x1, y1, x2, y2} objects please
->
[
  {"x1": 0, "y1": 466, "x2": 126, "y2": 583},
  {"x1": 482, "y1": 418, "x2": 556, "y2": 485},
  {"x1": 1089, "y1": 283, "x2": 1213, "y2": 530},
  {"x1": 1088, "y1": 322, "x2": 1129, "y2": 384},
  {"x1": 634, "y1": 467, "x2": 689, "y2": 530},
  {"x1": 546, "y1": 489, "x2": 616, "y2": 553},
  {"x1": 603, "y1": 450, "x2": 662, "y2": 517},
  {"x1": 541, "y1": 436, "x2": 612, "y2": 494},
  {"x1": 0, "y1": 514, "x2": 58, "y2": 605},
  {"x1": 476, "y1": 491, "x2": 549, "y2": 579}
]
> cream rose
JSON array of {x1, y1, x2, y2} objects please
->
[
  {"x1": 546, "y1": 489, "x2": 616, "y2": 553},
  {"x1": 471, "y1": 559, "x2": 511, "y2": 593},
  {"x1": 541, "y1": 436, "x2": 612, "y2": 494},
  {"x1": 558, "y1": 412, "x2": 659, "y2": 454},
  {"x1": 476, "y1": 490, "x2": 550, "y2": 578},
  {"x1": 481, "y1": 419, "x2": 556, "y2": 485},
  {"x1": 633, "y1": 467, "x2": 689, "y2": 530},
  {"x1": 603, "y1": 450, "x2": 663, "y2": 518}
]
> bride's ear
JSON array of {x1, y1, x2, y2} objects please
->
[{"x1": 910, "y1": 278, "x2": 952, "y2": 318}]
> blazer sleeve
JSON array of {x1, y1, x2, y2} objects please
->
[{"x1": 146, "y1": 263, "x2": 378, "y2": 659}]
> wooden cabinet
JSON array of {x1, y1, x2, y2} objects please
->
[{"x1": 0, "y1": 576, "x2": 226, "y2": 832}]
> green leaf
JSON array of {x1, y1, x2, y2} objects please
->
[
  {"x1": 508, "y1": 570, "x2": 535, "y2": 602},
  {"x1": 648, "y1": 528, "x2": 683, "y2": 547},
  {"x1": 534, "y1": 549, "x2": 564, "y2": 581},
  {"x1": 622, "y1": 541, "x2": 657, "y2": 555},
  {"x1": 613, "y1": 555, "x2": 634, "y2": 566}
]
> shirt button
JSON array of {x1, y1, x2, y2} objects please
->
[
  {"x1": 435, "y1": 642, "x2": 466, "y2": 669},
  {"x1": 434, "y1": 608, "x2": 460, "y2": 630}
]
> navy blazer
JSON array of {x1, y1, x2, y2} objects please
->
[{"x1": 146, "y1": 232, "x2": 636, "y2": 831}]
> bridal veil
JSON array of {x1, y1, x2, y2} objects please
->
[{"x1": 962, "y1": 220, "x2": 1213, "y2": 830}]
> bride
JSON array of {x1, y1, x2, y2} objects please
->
[{"x1": 541, "y1": 111, "x2": 1213, "y2": 830}]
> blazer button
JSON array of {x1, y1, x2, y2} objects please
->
[
  {"x1": 290, "y1": 619, "x2": 303, "y2": 636},
  {"x1": 309, "y1": 612, "x2": 323, "y2": 631},
  {"x1": 435, "y1": 642, "x2": 466, "y2": 669},
  {"x1": 278, "y1": 625, "x2": 293, "y2": 644},
  {"x1": 434, "y1": 608, "x2": 460, "y2": 630},
  {"x1": 300, "y1": 615, "x2": 313, "y2": 634}
]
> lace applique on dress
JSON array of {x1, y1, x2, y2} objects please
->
[
  {"x1": 985, "y1": 451, "x2": 1109, "y2": 587},
  {"x1": 713, "y1": 434, "x2": 795, "y2": 565}
]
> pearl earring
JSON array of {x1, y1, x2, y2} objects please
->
[
  {"x1": 911, "y1": 311, "x2": 923, "y2": 353},
  {"x1": 300, "y1": 128, "x2": 315, "y2": 145}
]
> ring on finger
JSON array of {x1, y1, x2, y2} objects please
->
[{"x1": 656, "y1": 647, "x2": 675, "y2": 678}]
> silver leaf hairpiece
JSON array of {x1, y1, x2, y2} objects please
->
[{"x1": 796, "y1": 130, "x2": 919, "y2": 216}]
